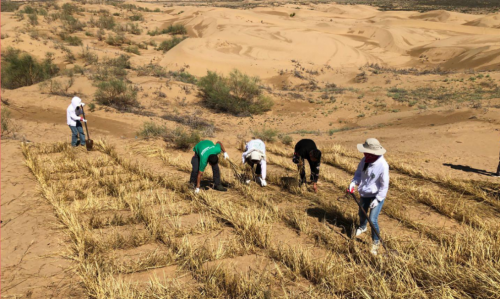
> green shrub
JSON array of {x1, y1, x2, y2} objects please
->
[
  {"x1": 279, "y1": 134, "x2": 293, "y2": 145},
  {"x1": 106, "y1": 34, "x2": 128, "y2": 46},
  {"x1": 148, "y1": 24, "x2": 187, "y2": 36},
  {"x1": 170, "y1": 71, "x2": 196, "y2": 84},
  {"x1": 88, "y1": 103, "x2": 96, "y2": 112},
  {"x1": 61, "y1": 14, "x2": 86, "y2": 33},
  {"x1": 166, "y1": 127, "x2": 201, "y2": 150},
  {"x1": 252, "y1": 127, "x2": 279, "y2": 142},
  {"x1": 1, "y1": 48, "x2": 59, "y2": 89},
  {"x1": 62, "y1": 3, "x2": 79, "y2": 15},
  {"x1": 136, "y1": 64, "x2": 167, "y2": 77},
  {"x1": 290, "y1": 12, "x2": 296, "y2": 17},
  {"x1": 98, "y1": 15, "x2": 115, "y2": 30},
  {"x1": 197, "y1": 69, "x2": 274, "y2": 116},
  {"x1": 1, "y1": 1, "x2": 21, "y2": 12},
  {"x1": 123, "y1": 45, "x2": 140, "y2": 55},
  {"x1": 22, "y1": 5, "x2": 36, "y2": 14},
  {"x1": 28, "y1": 13, "x2": 38, "y2": 26},
  {"x1": 137, "y1": 121, "x2": 167, "y2": 138},
  {"x1": 94, "y1": 79, "x2": 138, "y2": 110},
  {"x1": 63, "y1": 35, "x2": 83, "y2": 46},
  {"x1": 129, "y1": 13, "x2": 143, "y2": 21},
  {"x1": 156, "y1": 36, "x2": 186, "y2": 52},
  {"x1": 80, "y1": 46, "x2": 98, "y2": 64},
  {"x1": 105, "y1": 54, "x2": 131, "y2": 69}
]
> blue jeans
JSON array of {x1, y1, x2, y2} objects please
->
[
  {"x1": 69, "y1": 123, "x2": 85, "y2": 147},
  {"x1": 359, "y1": 197, "x2": 385, "y2": 244}
]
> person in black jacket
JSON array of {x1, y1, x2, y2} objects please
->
[{"x1": 293, "y1": 139, "x2": 322, "y2": 192}]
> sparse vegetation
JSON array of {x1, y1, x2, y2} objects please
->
[
  {"x1": 252, "y1": 127, "x2": 279, "y2": 142},
  {"x1": 94, "y1": 79, "x2": 138, "y2": 110},
  {"x1": 156, "y1": 36, "x2": 186, "y2": 52},
  {"x1": 197, "y1": 70, "x2": 274, "y2": 116},
  {"x1": 137, "y1": 121, "x2": 168, "y2": 139},
  {"x1": 1, "y1": 1, "x2": 21, "y2": 12},
  {"x1": 1, "y1": 48, "x2": 59, "y2": 89}
]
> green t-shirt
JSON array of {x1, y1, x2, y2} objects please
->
[{"x1": 193, "y1": 140, "x2": 222, "y2": 172}]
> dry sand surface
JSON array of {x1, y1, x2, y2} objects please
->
[{"x1": 2, "y1": 0, "x2": 500, "y2": 298}]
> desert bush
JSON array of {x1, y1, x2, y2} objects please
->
[
  {"x1": 28, "y1": 13, "x2": 38, "y2": 26},
  {"x1": 98, "y1": 15, "x2": 115, "y2": 30},
  {"x1": 62, "y1": 3, "x2": 79, "y2": 15},
  {"x1": 1, "y1": 1, "x2": 21, "y2": 12},
  {"x1": 94, "y1": 79, "x2": 138, "y2": 110},
  {"x1": 123, "y1": 45, "x2": 140, "y2": 55},
  {"x1": 129, "y1": 13, "x2": 144, "y2": 21},
  {"x1": 197, "y1": 70, "x2": 274, "y2": 116},
  {"x1": 39, "y1": 77, "x2": 75, "y2": 96},
  {"x1": 61, "y1": 14, "x2": 86, "y2": 33},
  {"x1": 279, "y1": 134, "x2": 293, "y2": 146},
  {"x1": 136, "y1": 64, "x2": 167, "y2": 77},
  {"x1": 127, "y1": 23, "x2": 142, "y2": 35},
  {"x1": 60, "y1": 34, "x2": 83, "y2": 46},
  {"x1": 148, "y1": 24, "x2": 187, "y2": 36},
  {"x1": 106, "y1": 34, "x2": 128, "y2": 46},
  {"x1": 137, "y1": 121, "x2": 167, "y2": 139},
  {"x1": 156, "y1": 36, "x2": 186, "y2": 52},
  {"x1": 105, "y1": 54, "x2": 131, "y2": 69},
  {"x1": 162, "y1": 111, "x2": 216, "y2": 132},
  {"x1": 1, "y1": 48, "x2": 59, "y2": 89},
  {"x1": 163, "y1": 127, "x2": 201, "y2": 150},
  {"x1": 170, "y1": 71, "x2": 197, "y2": 84},
  {"x1": 251, "y1": 127, "x2": 279, "y2": 142},
  {"x1": 80, "y1": 46, "x2": 98, "y2": 64}
]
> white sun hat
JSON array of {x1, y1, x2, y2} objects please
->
[{"x1": 357, "y1": 138, "x2": 386, "y2": 155}]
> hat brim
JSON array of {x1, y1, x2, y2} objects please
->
[{"x1": 357, "y1": 143, "x2": 386, "y2": 155}]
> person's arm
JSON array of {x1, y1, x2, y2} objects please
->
[
  {"x1": 352, "y1": 159, "x2": 364, "y2": 185},
  {"x1": 70, "y1": 107, "x2": 82, "y2": 121},
  {"x1": 242, "y1": 143, "x2": 249, "y2": 164},
  {"x1": 216, "y1": 141, "x2": 226, "y2": 153},
  {"x1": 375, "y1": 164, "x2": 390, "y2": 202},
  {"x1": 196, "y1": 171, "x2": 203, "y2": 188}
]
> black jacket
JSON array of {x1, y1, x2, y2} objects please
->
[{"x1": 294, "y1": 139, "x2": 320, "y2": 182}]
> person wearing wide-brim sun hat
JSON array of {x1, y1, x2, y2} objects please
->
[{"x1": 347, "y1": 138, "x2": 390, "y2": 255}]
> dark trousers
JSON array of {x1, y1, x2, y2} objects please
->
[
  {"x1": 298, "y1": 159, "x2": 318, "y2": 184},
  {"x1": 248, "y1": 162, "x2": 262, "y2": 176},
  {"x1": 190, "y1": 155, "x2": 221, "y2": 186}
]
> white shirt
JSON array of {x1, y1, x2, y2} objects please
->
[
  {"x1": 241, "y1": 139, "x2": 266, "y2": 163},
  {"x1": 67, "y1": 97, "x2": 82, "y2": 126},
  {"x1": 352, "y1": 156, "x2": 389, "y2": 202}
]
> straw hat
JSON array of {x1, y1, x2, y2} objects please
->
[{"x1": 357, "y1": 138, "x2": 386, "y2": 155}]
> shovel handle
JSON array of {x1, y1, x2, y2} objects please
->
[{"x1": 81, "y1": 106, "x2": 90, "y2": 139}]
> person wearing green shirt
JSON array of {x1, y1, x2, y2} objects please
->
[{"x1": 190, "y1": 140, "x2": 229, "y2": 193}]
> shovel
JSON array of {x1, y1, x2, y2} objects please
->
[
  {"x1": 348, "y1": 192, "x2": 398, "y2": 256},
  {"x1": 81, "y1": 106, "x2": 94, "y2": 151}
]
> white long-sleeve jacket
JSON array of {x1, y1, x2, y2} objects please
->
[
  {"x1": 242, "y1": 139, "x2": 267, "y2": 180},
  {"x1": 352, "y1": 156, "x2": 389, "y2": 202},
  {"x1": 67, "y1": 97, "x2": 82, "y2": 126}
]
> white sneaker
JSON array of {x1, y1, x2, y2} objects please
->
[
  {"x1": 260, "y1": 179, "x2": 267, "y2": 187},
  {"x1": 245, "y1": 179, "x2": 251, "y2": 185},
  {"x1": 355, "y1": 227, "x2": 367, "y2": 237},
  {"x1": 370, "y1": 243, "x2": 380, "y2": 256}
]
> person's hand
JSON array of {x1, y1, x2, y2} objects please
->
[
  {"x1": 81, "y1": 103, "x2": 86, "y2": 107},
  {"x1": 82, "y1": 119, "x2": 87, "y2": 123},
  {"x1": 313, "y1": 182, "x2": 318, "y2": 193},
  {"x1": 195, "y1": 188, "x2": 200, "y2": 194},
  {"x1": 370, "y1": 199, "x2": 380, "y2": 209},
  {"x1": 223, "y1": 152, "x2": 229, "y2": 160},
  {"x1": 80, "y1": 117, "x2": 84, "y2": 121},
  {"x1": 347, "y1": 182, "x2": 356, "y2": 194}
]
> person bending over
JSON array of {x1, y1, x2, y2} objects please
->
[
  {"x1": 242, "y1": 138, "x2": 267, "y2": 187},
  {"x1": 293, "y1": 139, "x2": 322, "y2": 192},
  {"x1": 190, "y1": 140, "x2": 229, "y2": 193}
]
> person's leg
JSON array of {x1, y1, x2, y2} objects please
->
[
  {"x1": 190, "y1": 155, "x2": 199, "y2": 185},
  {"x1": 259, "y1": 160, "x2": 266, "y2": 180},
  {"x1": 368, "y1": 199, "x2": 385, "y2": 244},
  {"x1": 212, "y1": 163, "x2": 221, "y2": 186},
  {"x1": 69, "y1": 126, "x2": 78, "y2": 147},
  {"x1": 255, "y1": 163, "x2": 262, "y2": 178},
  {"x1": 358, "y1": 197, "x2": 372, "y2": 229},
  {"x1": 77, "y1": 124, "x2": 86, "y2": 146},
  {"x1": 298, "y1": 159, "x2": 306, "y2": 185}
]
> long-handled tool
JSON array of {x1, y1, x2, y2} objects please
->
[
  {"x1": 81, "y1": 106, "x2": 94, "y2": 151},
  {"x1": 348, "y1": 192, "x2": 396, "y2": 255}
]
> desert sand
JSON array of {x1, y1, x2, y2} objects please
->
[{"x1": 2, "y1": 0, "x2": 500, "y2": 297}]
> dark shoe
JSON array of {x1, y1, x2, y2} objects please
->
[{"x1": 214, "y1": 185, "x2": 227, "y2": 192}]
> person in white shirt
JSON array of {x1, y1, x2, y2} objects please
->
[
  {"x1": 347, "y1": 138, "x2": 389, "y2": 255},
  {"x1": 242, "y1": 138, "x2": 267, "y2": 187},
  {"x1": 66, "y1": 96, "x2": 87, "y2": 147}
]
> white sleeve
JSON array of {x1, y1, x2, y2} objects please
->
[
  {"x1": 242, "y1": 144, "x2": 249, "y2": 164},
  {"x1": 70, "y1": 107, "x2": 80, "y2": 121},
  {"x1": 375, "y1": 164, "x2": 390, "y2": 202},
  {"x1": 352, "y1": 159, "x2": 364, "y2": 185}
]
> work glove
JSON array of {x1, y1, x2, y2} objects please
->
[
  {"x1": 195, "y1": 188, "x2": 200, "y2": 194},
  {"x1": 347, "y1": 182, "x2": 356, "y2": 194},
  {"x1": 370, "y1": 199, "x2": 381, "y2": 209},
  {"x1": 81, "y1": 103, "x2": 86, "y2": 107},
  {"x1": 82, "y1": 119, "x2": 87, "y2": 123},
  {"x1": 223, "y1": 152, "x2": 229, "y2": 160}
]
